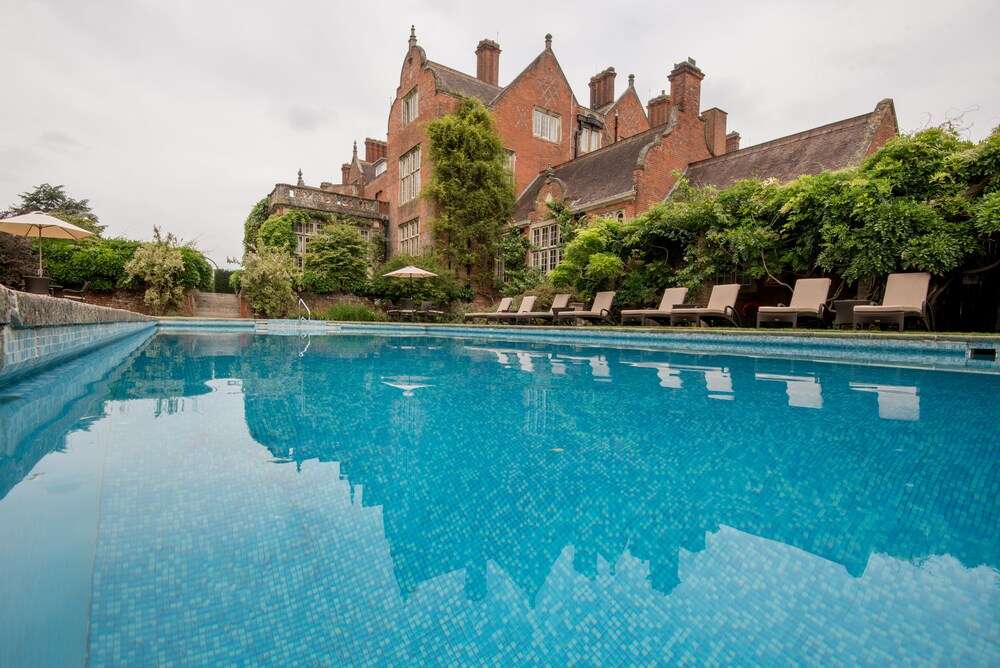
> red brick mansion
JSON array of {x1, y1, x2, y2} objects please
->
[{"x1": 265, "y1": 27, "x2": 897, "y2": 272}]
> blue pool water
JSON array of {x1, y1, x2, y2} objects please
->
[{"x1": 1, "y1": 330, "x2": 998, "y2": 666}]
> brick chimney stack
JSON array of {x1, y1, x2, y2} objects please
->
[
  {"x1": 589, "y1": 67, "x2": 616, "y2": 109},
  {"x1": 647, "y1": 90, "x2": 670, "y2": 127},
  {"x1": 341, "y1": 163, "x2": 351, "y2": 185},
  {"x1": 702, "y1": 107, "x2": 728, "y2": 155},
  {"x1": 364, "y1": 137, "x2": 387, "y2": 162},
  {"x1": 726, "y1": 131, "x2": 741, "y2": 153},
  {"x1": 476, "y1": 39, "x2": 501, "y2": 86},
  {"x1": 668, "y1": 57, "x2": 704, "y2": 116}
]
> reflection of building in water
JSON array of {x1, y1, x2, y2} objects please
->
[
  {"x1": 621, "y1": 362, "x2": 733, "y2": 399},
  {"x1": 97, "y1": 334, "x2": 994, "y2": 607},
  {"x1": 849, "y1": 383, "x2": 920, "y2": 421},
  {"x1": 465, "y1": 346, "x2": 611, "y2": 379},
  {"x1": 555, "y1": 354, "x2": 610, "y2": 380},
  {"x1": 756, "y1": 373, "x2": 823, "y2": 409}
]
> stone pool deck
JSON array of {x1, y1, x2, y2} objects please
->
[
  {"x1": 3, "y1": 286, "x2": 999, "y2": 389},
  {"x1": 0, "y1": 286, "x2": 155, "y2": 386}
]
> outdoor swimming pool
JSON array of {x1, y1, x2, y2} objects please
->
[{"x1": 1, "y1": 329, "x2": 998, "y2": 665}]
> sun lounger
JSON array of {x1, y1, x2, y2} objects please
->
[
  {"x1": 505, "y1": 294, "x2": 572, "y2": 324},
  {"x1": 621, "y1": 287, "x2": 689, "y2": 325},
  {"x1": 668, "y1": 284, "x2": 741, "y2": 327},
  {"x1": 852, "y1": 272, "x2": 931, "y2": 331},
  {"x1": 464, "y1": 297, "x2": 514, "y2": 322},
  {"x1": 496, "y1": 296, "x2": 538, "y2": 323},
  {"x1": 553, "y1": 291, "x2": 616, "y2": 325},
  {"x1": 756, "y1": 278, "x2": 831, "y2": 328}
]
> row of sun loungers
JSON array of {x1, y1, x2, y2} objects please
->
[{"x1": 462, "y1": 272, "x2": 931, "y2": 330}]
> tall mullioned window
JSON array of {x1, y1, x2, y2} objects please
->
[
  {"x1": 533, "y1": 108, "x2": 561, "y2": 143},
  {"x1": 401, "y1": 87, "x2": 419, "y2": 126},
  {"x1": 400, "y1": 219, "x2": 419, "y2": 255},
  {"x1": 531, "y1": 223, "x2": 560, "y2": 273},
  {"x1": 399, "y1": 145, "x2": 421, "y2": 203}
]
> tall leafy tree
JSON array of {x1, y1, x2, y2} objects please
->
[
  {"x1": 4, "y1": 183, "x2": 105, "y2": 235},
  {"x1": 303, "y1": 223, "x2": 369, "y2": 293},
  {"x1": 425, "y1": 97, "x2": 515, "y2": 292}
]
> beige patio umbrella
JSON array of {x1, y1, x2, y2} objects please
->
[
  {"x1": 382, "y1": 265, "x2": 437, "y2": 296},
  {"x1": 0, "y1": 211, "x2": 94, "y2": 276}
]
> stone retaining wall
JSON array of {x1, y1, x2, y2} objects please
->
[{"x1": 0, "y1": 286, "x2": 156, "y2": 386}]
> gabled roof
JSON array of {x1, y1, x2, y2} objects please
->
[
  {"x1": 685, "y1": 99, "x2": 896, "y2": 189},
  {"x1": 358, "y1": 160, "x2": 375, "y2": 184},
  {"x1": 426, "y1": 60, "x2": 503, "y2": 104},
  {"x1": 513, "y1": 125, "x2": 666, "y2": 221}
]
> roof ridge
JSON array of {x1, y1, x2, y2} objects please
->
[
  {"x1": 426, "y1": 60, "x2": 503, "y2": 91},
  {"x1": 690, "y1": 111, "x2": 874, "y2": 167}
]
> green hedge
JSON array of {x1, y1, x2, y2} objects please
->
[{"x1": 43, "y1": 237, "x2": 213, "y2": 291}]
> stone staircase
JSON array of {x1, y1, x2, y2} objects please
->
[{"x1": 190, "y1": 291, "x2": 242, "y2": 318}]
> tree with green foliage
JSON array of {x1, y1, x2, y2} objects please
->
[
  {"x1": 549, "y1": 216, "x2": 630, "y2": 297},
  {"x1": 243, "y1": 198, "x2": 269, "y2": 254},
  {"x1": 425, "y1": 97, "x2": 515, "y2": 292},
  {"x1": 546, "y1": 124, "x2": 1000, "y2": 324},
  {"x1": 302, "y1": 223, "x2": 370, "y2": 294},
  {"x1": 239, "y1": 245, "x2": 301, "y2": 317},
  {"x1": 0, "y1": 235, "x2": 36, "y2": 287},
  {"x1": 124, "y1": 227, "x2": 187, "y2": 315},
  {"x1": 4, "y1": 183, "x2": 105, "y2": 235}
]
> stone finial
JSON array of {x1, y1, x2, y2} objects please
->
[
  {"x1": 545, "y1": 164, "x2": 554, "y2": 179},
  {"x1": 628, "y1": 74, "x2": 635, "y2": 88},
  {"x1": 545, "y1": 34, "x2": 552, "y2": 50},
  {"x1": 409, "y1": 25, "x2": 417, "y2": 49},
  {"x1": 297, "y1": 169, "x2": 304, "y2": 187},
  {"x1": 352, "y1": 140, "x2": 358, "y2": 159}
]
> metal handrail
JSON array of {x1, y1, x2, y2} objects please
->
[{"x1": 297, "y1": 298, "x2": 311, "y2": 321}]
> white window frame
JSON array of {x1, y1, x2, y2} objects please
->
[
  {"x1": 399, "y1": 145, "x2": 421, "y2": 203},
  {"x1": 533, "y1": 108, "x2": 561, "y2": 143},
  {"x1": 580, "y1": 126, "x2": 602, "y2": 154},
  {"x1": 401, "y1": 87, "x2": 419, "y2": 126},
  {"x1": 530, "y1": 223, "x2": 560, "y2": 273},
  {"x1": 373, "y1": 159, "x2": 386, "y2": 177},
  {"x1": 399, "y1": 219, "x2": 419, "y2": 256}
]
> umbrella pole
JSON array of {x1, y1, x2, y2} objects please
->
[{"x1": 38, "y1": 227, "x2": 44, "y2": 277}]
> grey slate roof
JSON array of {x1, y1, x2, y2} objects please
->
[
  {"x1": 427, "y1": 61, "x2": 503, "y2": 104},
  {"x1": 513, "y1": 126, "x2": 663, "y2": 221},
  {"x1": 685, "y1": 100, "x2": 894, "y2": 189}
]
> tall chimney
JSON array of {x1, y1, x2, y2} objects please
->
[
  {"x1": 476, "y1": 39, "x2": 501, "y2": 86},
  {"x1": 726, "y1": 131, "x2": 741, "y2": 153},
  {"x1": 647, "y1": 90, "x2": 670, "y2": 127},
  {"x1": 668, "y1": 57, "x2": 704, "y2": 116},
  {"x1": 589, "y1": 67, "x2": 616, "y2": 109},
  {"x1": 702, "y1": 107, "x2": 728, "y2": 155},
  {"x1": 365, "y1": 137, "x2": 387, "y2": 162},
  {"x1": 341, "y1": 163, "x2": 351, "y2": 185}
]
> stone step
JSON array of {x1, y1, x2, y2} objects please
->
[{"x1": 191, "y1": 310, "x2": 241, "y2": 318}]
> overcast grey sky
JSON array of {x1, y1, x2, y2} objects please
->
[{"x1": 2, "y1": 0, "x2": 998, "y2": 267}]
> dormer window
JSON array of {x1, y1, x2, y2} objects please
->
[
  {"x1": 374, "y1": 159, "x2": 386, "y2": 177},
  {"x1": 580, "y1": 126, "x2": 602, "y2": 154},
  {"x1": 402, "y1": 87, "x2": 419, "y2": 126}
]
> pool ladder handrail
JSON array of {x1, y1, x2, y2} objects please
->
[{"x1": 297, "y1": 298, "x2": 311, "y2": 322}]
